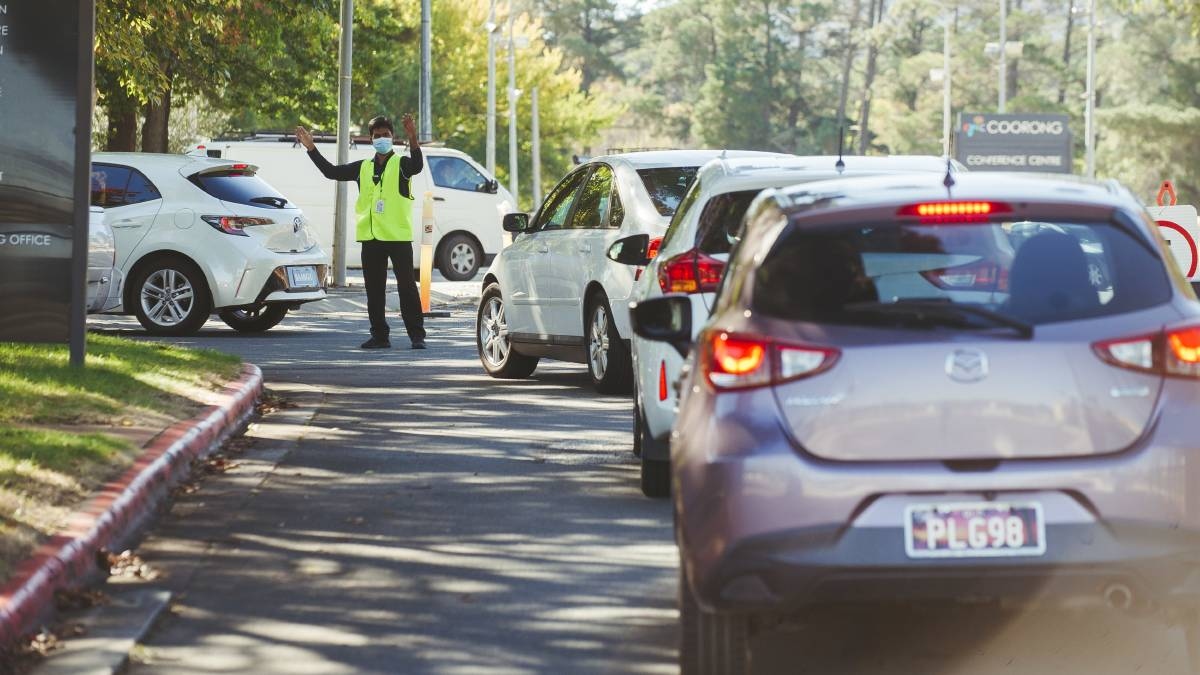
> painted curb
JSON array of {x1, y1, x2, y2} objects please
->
[{"x1": 0, "y1": 363, "x2": 263, "y2": 648}]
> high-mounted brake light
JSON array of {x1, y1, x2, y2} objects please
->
[
  {"x1": 897, "y1": 201, "x2": 1012, "y2": 221},
  {"x1": 1094, "y1": 325, "x2": 1200, "y2": 378},
  {"x1": 701, "y1": 331, "x2": 840, "y2": 390},
  {"x1": 231, "y1": 163, "x2": 250, "y2": 170}
]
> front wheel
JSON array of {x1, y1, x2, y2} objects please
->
[
  {"x1": 132, "y1": 257, "x2": 212, "y2": 336},
  {"x1": 586, "y1": 294, "x2": 633, "y2": 394},
  {"x1": 218, "y1": 304, "x2": 288, "y2": 333},
  {"x1": 439, "y1": 233, "x2": 484, "y2": 281},
  {"x1": 477, "y1": 283, "x2": 539, "y2": 378}
]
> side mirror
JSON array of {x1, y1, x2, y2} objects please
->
[
  {"x1": 607, "y1": 233, "x2": 652, "y2": 266},
  {"x1": 481, "y1": 179, "x2": 498, "y2": 194},
  {"x1": 503, "y1": 213, "x2": 531, "y2": 233},
  {"x1": 630, "y1": 295, "x2": 693, "y2": 357}
]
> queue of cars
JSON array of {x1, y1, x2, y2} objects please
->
[{"x1": 476, "y1": 153, "x2": 1200, "y2": 673}]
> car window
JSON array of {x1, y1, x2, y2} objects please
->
[
  {"x1": 189, "y1": 168, "x2": 293, "y2": 209},
  {"x1": 661, "y1": 177, "x2": 703, "y2": 249},
  {"x1": 696, "y1": 190, "x2": 760, "y2": 255},
  {"x1": 753, "y1": 219, "x2": 1171, "y2": 327},
  {"x1": 637, "y1": 166, "x2": 700, "y2": 217},
  {"x1": 609, "y1": 187, "x2": 625, "y2": 229},
  {"x1": 535, "y1": 168, "x2": 589, "y2": 232},
  {"x1": 123, "y1": 169, "x2": 162, "y2": 205},
  {"x1": 90, "y1": 164, "x2": 132, "y2": 208},
  {"x1": 429, "y1": 156, "x2": 488, "y2": 192},
  {"x1": 569, "y1": 164, "x2": 615, "y2": 230}
]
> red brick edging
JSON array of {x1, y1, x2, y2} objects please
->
[{"x1": 0, "y1": 363, "x2": 263, "y2": 647}]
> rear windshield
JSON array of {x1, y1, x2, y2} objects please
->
[
  {"x1": 190, "y1": 170, "x2": 293, "y2": 209},
  {"x1": 753, "y1": 219, "x2": 1171, "y2": 327},
  {"x1": 637, "y1": 167, "x2": 699, "y2": 217}
]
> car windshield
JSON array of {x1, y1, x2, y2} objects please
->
[
  {"x1": 190, "y1": 169, "x2": 294, "y2": 209},
  {"x1": 752, "y1": 219, "x2": 1172, "y2": 328},
  {"x1": 637, "y1": 167, "x2": 699, "y2": 217}
]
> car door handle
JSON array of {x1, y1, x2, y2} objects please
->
[
  {"x1": 579, "y1": 245, "x2": 592, "y2": 254},
  {"x1": 433, "y1": 196, "x2": 446, "y2": 202},
  {"x1": 111, "y1": 219, "x2": 141, "y2": 228},
  {"x1": 537, "y1": 244, "x2": 550, "y2": 254}
]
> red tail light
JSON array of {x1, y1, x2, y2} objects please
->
[
  {"x1": 635, "y1": 237, "x2": 665, "y2": 282},
  {"x1": 658, "y1": 248, "x2": 725, "y2": 294},
  {"x1": 201, "y1": 215, "x2": 273, "y2": 237},
  {"x1": 658, "y1": 360, "x2": 669, "y2": 401},
  {"x1": 701, "y1": 331, "x2": 840, "y2": 390},
  {"x1": 920, "y1": 260, "x2": 1008, "y2": 292},
  {"x1": 1094, "y1": 325, "x2": 1200, "y2": 378},
  {"x1": 897, "y1": 201, "x2": 1012, "y2": 222}
]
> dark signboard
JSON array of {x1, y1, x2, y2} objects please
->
[
  {"x1": 955, "y1": 113, "x2": 1073, "y2": 174},
  {"x1": 0, "y1": 0, "x2": 94, "y2": 351}
]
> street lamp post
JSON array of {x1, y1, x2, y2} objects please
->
[
  {"x1": 419, "y1": 0, "x2": 433, "y2": 142},
  {"x1": 998, "y1": 0, "x2": 1006, "y2": 113},
  {"x1": 943, "y1": 18, "x2": 952, "y2": 157},
  {"x1": 507, "y1": 12, "x2": 520, "y2": 205},
  {"x1": 332, "y1": 0, "x2": 354, "y2": 287},
  {"x1": 532, "y1": 86, "x2": 541, "y2": 208},
  {"x1": 485, "y1": 0, "x2": 498, "y2": 175}
]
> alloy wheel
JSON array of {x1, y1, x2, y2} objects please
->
[
  {"x1": 140, "y1": 268, "x2": 195, "y2": 327},
  {"x1": 450, "y1": 242, "x2": 477, "y2": 277},
  {"x1": 589, "y1": 304, "x2": 610, "y2": 380},
  {"x1": 479, "y1": 296, "x2": 511, "y2": 367}
]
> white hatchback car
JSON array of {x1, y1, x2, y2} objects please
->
[
  {"x1": 609, "y1": 154, "x2": 961, "y2": 496},
  {"x1": 91, "y1": 153, "x2": 330, "y2": 335},
  {"x1": 476, "y1": 150, "x2": 784, "y2": 393},
  {"x1": 87, "y1": 205, "x2": 123, "y2": 314}
]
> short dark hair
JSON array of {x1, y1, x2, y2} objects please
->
[{"x1": 367, "y1": 116, "x2": 395, "y2": 135}]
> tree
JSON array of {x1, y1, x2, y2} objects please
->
[{"x1": 534, "y1": 0, "x2": 639, "y2": 92}]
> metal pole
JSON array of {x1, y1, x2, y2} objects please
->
[
  {"x1": 943, "y1": 19, "x2": 952, "y2": 158},
  {"x1": 332, "y1": 0, "x2": 354, "y2": 287},
  {"x1": 486, "y1": 0, "x2": 497, "y2": 175},
  {"x1": 71, "y1": 0, "x2": 97, "y2": 367},
  {"x1": 532, "y1": 87, "x2": 542, "y2": 208},
  {"x1": 998, "y1": 0, "x2": 1006, "y2": 113},
  {"x1": 1084, "y1": 0, "x2": 1096, "y2": 178},
  {"x1": 420, "y1": 0, "x2": 433, "y2": 142},
  {"x1": 507, "y1": 11, "x2": 519, "y2": 204}
]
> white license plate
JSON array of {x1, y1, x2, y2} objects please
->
[
  {"x1": 905, "y1": 501, "x2": 1046, "y2": 559},
  {"x1": 286, "y1": 265, "x2": 320, "y2": 289}
]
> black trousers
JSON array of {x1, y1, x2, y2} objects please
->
[{"x1": 361, "y1": 240, "x2": 427, "y2": 341}]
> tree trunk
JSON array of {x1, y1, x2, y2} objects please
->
[
  {"x1": 141, "y1": 86, "x2": 172, "y2": 153},
  {"x1": 1058, "y1": 2, "x2": 1075, "y2": 105},
  {"x1": 836, "y1": 0, "x2": 863, "y2": 130},
  {"x1": 857, "y1": 0, "x2": 883, "y2": 154},
  {"x1": 1007, "y1": 0, "x2": 1023, "y2": 102},
  {"x1": 104, "y1": 87, "x2": 139, "y2": 152}
]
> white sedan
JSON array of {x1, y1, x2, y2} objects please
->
[
  {"x1": 92, "y1": 153, "x2": 329, "y2": 335},
  {"x1": 475, "y1": 150, "x2": 783, "y2": 393},
  {"x1": 611, "y1": 154, "x2": 960, "y2": 497}
]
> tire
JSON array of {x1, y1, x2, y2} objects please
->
[
  {"x1": 641, "y1": 455, "x2": 670, "y2": 498},
  {"x1": 680, "y1": 568, "x2": 751, "y2": 675},
  {"x1": 586, "y1": 293, "x2": 633, "y2": 395},
  {"x1": 438, "y1": 233, "x2": 483, "y2": 281},
  {"x1": 477, "y1": 283, "x2": 539, "y2": 378},
  {"x1": 218, "y1": 304, "x2": 288, "y2": 333},
  {"x1": 131, "y1": 256, "x2": 212, "y2": 336},
  {"x1": 632, "y1": 398, "x2": 644, "y2": 457}
]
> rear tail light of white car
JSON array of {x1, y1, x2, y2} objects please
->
[
  {"x1": 201, "y1": 216, "x2": 274, "y2": 237},
  {"x1": 1094, "y1": 325, "x2": 1200, "y2": 378},
  {"x1": 658, "y1": 248, "x2": 725, "y2": 294},
  {"x1": 700, "y1": 331, "x2": 840, "y2": 390},
  {"x1": 635, "y1": 237, "x2": 664, "y2": 282}
]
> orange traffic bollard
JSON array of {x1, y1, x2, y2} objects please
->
[{"x1": 419, "y1": 191, "x2": 435, "y2": 314}]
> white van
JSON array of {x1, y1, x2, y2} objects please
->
[{"x1": 194, "y1": 136, "x2": 515, "y2": 280}]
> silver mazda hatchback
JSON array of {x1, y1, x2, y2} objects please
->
[{"x1": 632, "y1": 172, "x2": 1200, "y2": 674}]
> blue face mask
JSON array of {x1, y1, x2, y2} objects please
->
[{"x1": 372, "y1": 137, "x2": 393, "y2": 154}]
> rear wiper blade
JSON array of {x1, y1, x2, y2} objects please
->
[
  {"x1": 249, "y1": 196, "x2": 288, "y2": 208},
  {"x1": 843, "y1": 301, "x2": 1034, "y2": 339}
]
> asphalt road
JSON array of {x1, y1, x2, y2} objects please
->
[{"x1": 80, "y1": 280, "x2": 1195, "y2": 675}]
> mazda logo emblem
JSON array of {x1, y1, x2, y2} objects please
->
[{"x1": 946, "y1": 349, "x2": 989, "y2": 383}]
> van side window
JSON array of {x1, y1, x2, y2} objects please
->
[{"x1": 429, "y1": 156, "x2": 488, "y2": 192}]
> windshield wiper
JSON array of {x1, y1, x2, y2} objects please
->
[{"x1": 842, "y1": 300, "x2": 1034, "y2": 339}]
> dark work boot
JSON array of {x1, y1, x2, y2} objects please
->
[{"x1": 360, "y1": 336, "x2": 392, "y2": 349}]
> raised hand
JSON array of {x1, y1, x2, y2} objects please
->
[
  {"x1": 402, "y1": 113, "x2": 417, "y2": 140},
  {"x1": 295, "y1": 126, "x2": 316, "y2": 151}
]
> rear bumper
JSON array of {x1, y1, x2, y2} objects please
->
[{"x1": 690, "y1": 520, "x2": 1200, "y2": 614}]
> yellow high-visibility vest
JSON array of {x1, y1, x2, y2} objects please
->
[{"x1": 355, "y1": 154, "x2": 415, "y2": 242}]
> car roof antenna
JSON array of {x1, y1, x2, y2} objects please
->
[
  {"x1": 943, "y1": 157, "x2": 956, "y2": 192},
  {"x1": 835, "y1": 125, "x2": 846, "y2": 174}
]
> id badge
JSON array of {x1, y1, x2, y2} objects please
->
[{"x1": 375, "y1": 199, "x2": 386, "y2": 214}]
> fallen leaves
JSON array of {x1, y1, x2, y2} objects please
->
[{"x1": 96, "y1": 549, "x2": 159, "y2": 580}]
